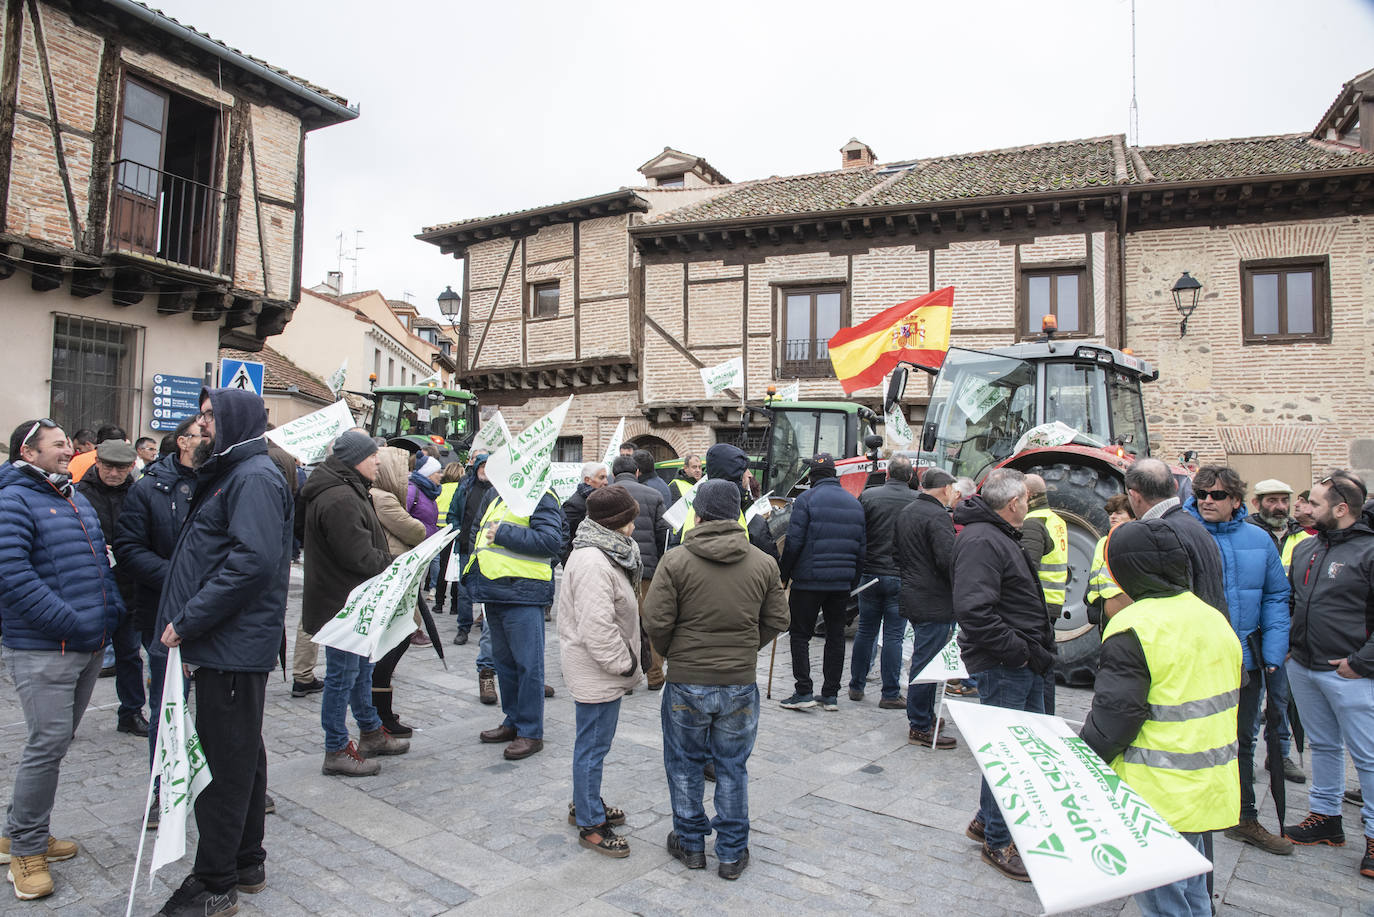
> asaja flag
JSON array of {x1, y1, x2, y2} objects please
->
[
  {"x1": 265, "y1": 399, "x2": 356, "y2": 466},
  {"x1": 827, "y1": 287, "x2": 954, "y2": 394},
  {"x1": 602, "y1": 416, "x2": 626, "y2": 467},
  {"x1": 484, "y1": 396, "x2": 573, "y2": 517},
  {"x1": 149, "y1": 645, "x2": 211, "y2": 882},
  {"x1": 327, "y1": 359, "x2": 348, "y2": 397},
  {"x1": 469, "y1": 410, "x2": 512, "y2": 457},
  {"x1": 774, "y1": 380, "x2": 800, "y2": 402},
  {"x1": 910, "y1": 633, "x2": 967, "y2": 683},
  {"x1": 700, "y1": 356, "x2": 743, "y2": 397},
  {"x1": 313, "y1": 527, "x2": 460, "y2": 660},
  {"x1": 943, "y1": 701, "x2": 1213, "y2": 915}
]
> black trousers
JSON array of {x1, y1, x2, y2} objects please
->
[
  {"x1": 373, "y1": 591, "x2": 421, "y2": 688},
  {"x1": 788, "y1": 589, "x2": 848, "y2": 698},
  {"x1": 191, "y1": 669, "x2": 268, "y2": 893}
]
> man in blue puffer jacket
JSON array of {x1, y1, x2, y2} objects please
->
[
  {"x1": 149, "y1": 387, "x2": 292, "y2": 917},
  {"x1": 777, "y1": 453, "x2": 866, "y2": 711},
  {"x1": 0, "y1": 418, "x2": 122, "y2": 900},
  {"x1": 1186, "y1": 464, "x2": 1292, "y2": 857}
]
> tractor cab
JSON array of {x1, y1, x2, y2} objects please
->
[
  {"x1": 757, "y1": 401, "x2": 881, "y2": 497},
  {"x1": 369, "y1": 385, "x2": 480, "y2": 463}
]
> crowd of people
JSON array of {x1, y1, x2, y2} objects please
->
[{"x1": 1, "y1": 393, "x2": 1372, "y2": 915}]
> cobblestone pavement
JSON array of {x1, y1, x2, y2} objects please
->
[{"x1": 2, "y1": 565, "x2": 1370, "y2": 915}]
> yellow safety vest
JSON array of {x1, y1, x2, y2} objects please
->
[
  {"x1": 1103, "y1": 592, "x2": 1242, "y2": 833},
  {"x1": 463, "y1": 497, "x2": 553, "y2": 582},
  {"x1": 1026, "y1": 507, "x2": 1068, "y2": 606},
  {"x1": 1085, "y1": 535, "x2": 1122, "y2": 606},
  {"x1": 1280, "y1": 530, "x2": 1312, "y2": 574},
  {"x1": 681, "y1": 507, "x2": 746, "y2": 538},
  {"x1": 670, "y1": 477, "x2": 695, "y2": 500}
]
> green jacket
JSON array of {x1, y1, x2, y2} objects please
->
[{"x1": 642, "y1": 519, "x2": 789, "y2": 685}]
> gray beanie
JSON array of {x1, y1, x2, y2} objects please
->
[
  {"x1": 332, "y1": 430, "x2": 378, "y2": 467},
  {"x1": 693, "y1": 478, "x2": 741, "y2": 523}
]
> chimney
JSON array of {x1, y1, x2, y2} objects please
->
[
  {"x1": 840, "y1": 138, "x2": 876, "y2": 170},
  {"x1": 325, "y1": 270, "x2": 343, "y2": 294}
]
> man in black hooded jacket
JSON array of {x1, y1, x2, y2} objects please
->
[{"x1": 151, "y1": 387, "x2": 293, "y2": 917}]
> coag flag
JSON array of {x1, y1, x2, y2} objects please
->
[
  {"x1": 827, "y1": 287, "x2": 954, "y2": 394},
  {"x1": 148, "y1": 645, "x2": 211, "y2": 882}
]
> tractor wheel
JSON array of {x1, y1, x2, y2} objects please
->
[{"x1": 1027, "y1": 461, "x2": 1124, "y2": 687}]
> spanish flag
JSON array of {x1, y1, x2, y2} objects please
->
[{"x1": 827, "y1": 287, "x2": 954, "y2": 394}]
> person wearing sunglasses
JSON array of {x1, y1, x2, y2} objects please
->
[
  {"x1": 1282, "y1": 471, "x2": 1374, "y2": 880},
  {"x1": 1186, "y1": 465, "x2": 1293, "y2": 856},
  {"x1": 0, "y1": 419, "x2": 124, "y2": 900}
]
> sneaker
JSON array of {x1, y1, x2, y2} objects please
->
[
  {"x1": 666, "y1": 831, "x2": 705, "y2": 869},
  {"x1": 819, "y1": 696, "x2": 838, "y2": 711},
  {"x1": 981, "y1": 842, "x2": 1030, "y2": 882},
  {"x1": 910, "y1": 726, "x2": 957, "y2": 749},
  {"x1": 291, "y1": 678, "x2": 324, "y2": 698},
  {"x1": 155, "y1": 874, "x2": 238, "y2": 916},
  {"x1": 965, "y1": 815, "x2": 985, "y2": 842},
  {"x1": 847, "y1": 688, "x2": 864, "y2": 702},
  {"x1": 718, "y1": 848, "x2": 750, "y2": 880},
  {"x1": 1267, "y1": 756, "x2": 1307, "y2": 784},
  {"x1": 1285, "y1": 812, "x2": 1345, "y2": 847},
  {"x1": 322, "y1": 740, "x2": 381, "y2": 777},
  {"x1": 1361, "y1": 835, "x2": 1373, "y2": 879},
  {"x1": 236, "y1": 862, "x2": 266, "y2": 894},
  {"x1": 359, "y1": 727, "x2": 410, "y2": 757},
  {"x1": 878, "y1": 696, "x2": 907, "y2": 709},
  {"x1": 945, "y1": 680, "x2": 978, "y2": 697},
  {"x1": 1224, "y1": 818, "x2": 1294, "y2": 855},
  {"x1": 478, "y1": 668, "x2": 498, "y2": 705},
  {"x1": 779, "y1": 693, "x2": 817, "y2": 710},
  {"x1": 0, "y1": 835, "x2": 77, "y2": 864},
  {"x1": 6, "y1": 854, "x2": 52, "y2": 900}
]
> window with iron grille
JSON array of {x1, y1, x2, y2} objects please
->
[
  {"x1": 779, "y1": 286, "x2": 846, "y2": 378},
  {"x1": 554, "y1": 436, "x2": 583, "y2": 463},
  {"x1": 49, "y1": 313, "x2": 144, "y2": 435},
  {"x1": 713, "y1": 426, "x2": 768, "y2": 455}
]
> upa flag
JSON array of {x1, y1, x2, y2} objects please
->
[
  {"x1": 149, "y1": 645, "x2": 211, "y2": 882},
  {"x1": 602, "y1": 417, "x2": 626, "y2": 467},
  {"x1": 827, "y1": 287, "x2": 954, "y2": 394},
  {"x1": 548, "y1": 462, "x2": 583, "y2": 503},
  {"x1": 484, "y1": 396, "x2": 573, "y2": 517}
]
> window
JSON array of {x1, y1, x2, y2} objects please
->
[
  {"x1": 387, "y1": 358, "x2": 394, "y2": 385},
  {"x1": 373, "y1": 349, "x2": 381, "y2": 379},
  {"x1": 1019, "y1": 267, "x2": 1088, "y2": 339},
  {"x1": 1241, "y1": 258, "x2": 1328, "y2": 343},
  {"x1": 780, "y1": 286, "x2": 846, "y2": 378},
  {"x1": 553, "y1": 436, "x2": 583, "y2": 463},
  {"x1": 714, "y1": 426, "x2": 768, "y2": 455},
  {"x1": 531, "y1": 281, "x2": 560, "y2": 319},
  {"x1": 49, "y1": 314, "x2": 143, "y2": 435},
  {"x1": 656, "y1": 175, "x2": 685, "y2": 188},
  {"x1": 1044, "y1": 363, "x2": 1109, "y2": 443}
]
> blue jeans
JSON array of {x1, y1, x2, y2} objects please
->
[
  {"x1": 1286, "y1": 661, "x2": 1374, "y2": 830},
  {"x1": 975, "y1": 664, "x2": 1045, "y2": 849},
  {"x1": 661, "y1": 682, "x2": 759, "y2": 862},
  {"x1": 321, "y1": 646, "x2": 382, "y2": 753},
  {"x1": 906, "y1": 621, "x2": 955, "y2": 731},
  {"x1": 486, "y1": 603, "x2": 545, "y2": 739},
  {"x1": 451, "y1": 552, "x2": 474, "y2": 631},
  {"x1": 1259, "y1": 662, "x2": 1293, "y2": 758},
  {"x1": 572, "y1": 699, "x2": 622, "y2": 827},
  {"x1": 1135, "y1": 831, "x2": 1211, "y2": 916},
  {"x1": 112, "y1": 616, "x2": 145, "y2": 719},
  {"x1": 848, "y1": 575, "x2": 907, "y2": 699},
  {"x1": 476, "y1": 616, "x2": 494, "y2": 672}
]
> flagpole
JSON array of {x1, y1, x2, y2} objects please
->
[
  {"x1": 931, "y1": 690, "x2": 946, "y2": 750},
  {"x1": 126, "y1": 657, "x2": 169, "y2": 915}
]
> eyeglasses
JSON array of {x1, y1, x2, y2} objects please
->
[
  {"x1": 21, "y1": 418, "x2": 58, "y2": 448},
  {"x1": 1319, "y1": 474, "x2": 1367, "y2": 510},
  {"x1": 1197, "y1": 489, "x2": 1235, "y2": 503},
  {"x1": 196, "y1": 409, "x2": 214, "y2": 423}
]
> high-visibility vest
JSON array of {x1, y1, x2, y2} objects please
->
[
  {"x1": 436, "y1": 481, "x2": 460, "y2": 526},
  {"x1": 1085, "y1": 535, "x2": 1122, "y2": 606},
  {"x1": 463, "y1": 496, "x2": 553, "y2": 582},
  {"x1": 681, "y1": 507, "x2": 746, "y2": 538},
  {"x1": 1280, "y1": 530, "x2": 1312, "y2": 574},
  {"x1": 1102, "y1": 592, "x2": 1242, "y2": 832},
  {"x1": 1026, "y1": 507, "x2": 1068, "y2": 606},
  {"x1": 669, "y1": 477, "x2": 694, "y2": 500}
]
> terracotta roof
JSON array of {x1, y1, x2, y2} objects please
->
[
  {"x1": 1136, "y1": 134, "x2": 1374, "y2": 182},
  {"x1": 419, "y1": 190, "x2": 649, "y2": 237},
  {"x1": 650, "y1": 169, "x2": 888, "y2": 224},
  {"x1": 221, "y1": 346, "x2": 334, "y2": 403}
]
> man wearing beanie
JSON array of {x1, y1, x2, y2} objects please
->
[
  {"x1": 299, "y1": 431, "x2": 410, "y2": 778},
  {"x1": 610, "y1": 454, "x2": 669, "y2": 689},
  {"x1": 675, "y1": 443, "x2": 777, "y2": 559},
  {"x1": 643, "y1": 478, "x2": 789, "y2": 880}
]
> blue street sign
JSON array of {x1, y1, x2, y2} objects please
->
[
  {"x1": 219, "y1": 359, "x2": 264, "y2": 396},
  {"x1": 150, "y1": 373, "x2": 205, "y2": 431}
]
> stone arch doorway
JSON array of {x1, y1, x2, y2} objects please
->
[{"x1": 630, "y1": 435, "x2": 678, "y2": 462}]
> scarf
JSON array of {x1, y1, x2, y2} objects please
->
[
  {"x1": 409, "y1": 470, "x2": 441, "y2": 500},
  {"x1": 572, "y1": 518, "x2": 643, "y2": 588},
  {"x1": 15, "y1": 460, "x2": 73, "y2": 498}
]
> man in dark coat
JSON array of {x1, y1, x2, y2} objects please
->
[
  {"x1": 612, "y1": 454, "x2": 669, "y2": 688},
  {"x1": 952, "y1": 467, "x2": 1055, "y2": 883},
  {"x1": 777, "y1": 453, "x2": 866, "y2": 711},
  {"x1": 894, "y1": 467, "x2": 960, "y2": 748},
  {"x1": 151, "y1": 387, "x2": 292, "y2": 917},
  {"x1": 560, "y1": 460, "x2": 608, "y2": 563},
  {"x1": 1124, "y1": 458, "x2": 1228, "y2": 616},
  {"x1": 635, "y1": 449, "x2": 673, "y2": 507},
  {"x1": 77, "y1": 440, "x2": 146, "y2": 737}
]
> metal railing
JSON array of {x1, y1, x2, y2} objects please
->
[
  {"x1": 780, "y1": 338, "x2": 834, "y2": 378},
  {"x1": 109, "y1": 159, "x2": 225, "y2": 272}
]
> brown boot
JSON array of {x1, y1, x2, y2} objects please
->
[
  {"x1": 981, "y1": 842, "x2": 1030, "y2": 882},
  {"x1": 6, "y1": 853, "x2": 53, "y2": 899},
  {"x1": 478, "y1": 668, "x2": 498, "y2": 705},
  {"x1": 359, "y1": 727, "x2": 410, "y2": 757},
  {"x1": 504, "y1": 737, "x2": 544, "y2": 760},
  {"x1": 1224, "y1": 818, "x2": 1293, "y2": 855},
  {"x1": 322, "y1": 740, "x2": 380, "y2": 777}
]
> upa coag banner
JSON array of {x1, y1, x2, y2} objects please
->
[{"x1": 943, "y1": 701, "x2": 1212, "y2": 915}]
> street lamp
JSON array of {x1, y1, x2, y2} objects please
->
[
  {"x1": 1171, "y1": 272, "x2": 1202, "y2": 337},
  {"x1": 437, "y1": 285, "x2": 462, "y2": 320}
]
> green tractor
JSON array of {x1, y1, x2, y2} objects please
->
[
  {"x1": 367, "y1": 384, "x2": 480, "y2": 464},
  {"x1": 752, "y1": 400, "x2": 885, "y2": 499}
]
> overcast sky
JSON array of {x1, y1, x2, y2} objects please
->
[{"x1": 152, "y1": 0, "x2": 1374, "y2": 323}]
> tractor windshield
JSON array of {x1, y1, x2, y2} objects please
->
[
  {"x1": 1108, "y1": 370, "x2": 1149, "y2": 456},
  {"x1": 921, "y1": 348, "x2": 1037, "y2": 480},
  {"x1": 764, "y1": 408, "x2": 848, "y2": 497},
  {"x1": 373, "y1": 392, "x2": 476, "y2": 445}
]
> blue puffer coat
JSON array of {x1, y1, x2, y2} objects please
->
[
  {"x1": 0, "y1": 462, "x2": 123, "y2": 652},
  {"x1": 1185, "y1": 498, "x2": 1290, "y2": 669},
  {"x1": 150, "y1": 387, "x2": 293, "y2": 672},
  {"x1": 778, "y1": 476, "x2": 867, "y2": 592},
  {"x1": 464, "y1": 487, "x2": 567, "y2": 607}
]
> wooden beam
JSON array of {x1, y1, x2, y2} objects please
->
[
  {"x1": 744, "y1": 228, "x2": 758, "y2": 247},
  {"x1": 1160, "y1": 190, "x2": 1174, "y2": 222},
  {"x1": 861, "y1": 217, "x2": 874, "y2": 237},
  {"x1": 0, "y1": 243, "x2": 21, "y2": 280},
  {"x1": 83, "y1": 38, "x2": 121, "y2": 257},
  {"x1": 721, "y1": 230, "x2": 734, "y2": 249},
  {"x1": 954, "y1": 210, "x2": 965, "y2": 231},
  {"x1": 1077, "y1": 200, "x2": 1087, "y2": 221},
  {"x1": 1002, "y1": 207, "x2": 1012, "y2": 230},
  {"x1": 906, "y1": 213, "x2": 919, "y2": 235},
  {"x1": 1025, "y1": 204, "x2": 1036, "y2": 227},
  {"x1": 1103, "y1": 196, "x2": 1115, "y2": 220},
  {"x1": 884, "y1": 215, "x2": 897, "y2": 236},
  {"x1": 1050, "y1": 201, "x2": 1061, "y2": 224},
  {"x1": 816, "y1": 221, "x2": 829, "y2": 242},
  {"x1": 469, "y1": 239, "x2": 519, "y2": 368},
  {"x1": 0, "y1": 0, "x2": 26, "y2": 230},
  {"x1": 26, "y1": 0, "x2": 82, "y2": 246},
  {"x1": 69, "y1": 266, "x2": 113, "y2": 298},
  {"x1": 766, "y1": 226, "x2": 780, "y2": 245},
  {"x1": 697, "y1": 231, "x2": 712, "y2": 251},
  {"x1": 192, "y1": 289, "x2": 229, "y2": 322},
  {"x1": 930, "y1": 212, "x2": 942, "y2": 233},
  {"x1": 29, "y1": 255, "x2": 66, "y2": 292},
  {"x1": 793, "y1": 223, "x2": 804, "y2": 244},
  {"x1": 840, "y1": 219, "x2": 853, "y2": 240},
  {"x1": 157, "y1": 287, "x2": 194, "y2": 314},
  {"x1": 112, "y1": 268, "x2": 154, "y2": 306}
]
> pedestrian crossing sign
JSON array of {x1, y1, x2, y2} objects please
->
[{"x1": 218, "y1": 358, "x2": 264, "y2": 396}]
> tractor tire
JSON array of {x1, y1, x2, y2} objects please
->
[{"x1": 1026, "y1": 461, "x2": 1124, "y2": 687}]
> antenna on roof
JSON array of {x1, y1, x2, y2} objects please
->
[{"x1": 1128, "y1": 0, "x2": 1140, "y2": 146}]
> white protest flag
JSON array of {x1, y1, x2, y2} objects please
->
[
  {"x1": 775, "y1": 379, "x2": 800, "y2": 402},
  {"x1": 469, "y1": 410, "x2": 513, "y2": 456},
  {"x1": 911, "y1": 634, "x2": 967, "y2": 683},
  {"x1": 314, "y1": 527, "x2": 459, "y2": 661},
  {"x1": 663, "y1": 478, "x2": 703, "y2": 530},
  {"x1": 148, "y1": 645, "x2": 211, "y2": 883},
  {"x1": 744, "y1": 492, "x2": 774, "y2": 525},
  {"x1": 264, "y1": 399, "x2": 357, "y2": 466},
  {"x1": 602, "y1": 416, "x2": 626, "y2": 467},
  {"x1": 548, "y1": 462, "x2": 583, "y2": 503},
  {"x1": 885, "y1": 397, "x2": 913, "y2": 447},
  {"x1": 943, "y1": 701, "x2": 1213, "y2": 915},
  {"x1": 418, "y1": 369, "x2": 441, "y2": 386},
  {"x1": 700, "y1": 356, "x2": 743, "y2": 397},
  {"x1": 484, "y1": 396, "x2": 573, "y2": 517},
  {"x1": 327, "y1": 359, "x2": 348, "y2": 397}
]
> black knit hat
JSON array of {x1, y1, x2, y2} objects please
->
[
  {"x1": 332, "y1": 430, "x2": 378, "y2": 467},
  {"x1": 587, "y1": 484, "x2": 639, "y2": 530},
  {"x1": 693, "y1": 479, "x2": 741, "y2": 522}
]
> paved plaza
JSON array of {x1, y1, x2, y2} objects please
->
[{"x1": 1, "y1": 566, "x2": 1370, "y2": 916}]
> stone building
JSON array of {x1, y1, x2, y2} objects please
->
[
  {"x1": 0, "y1": 0, "x2": 354, "y2": 446},
  {"x1": 421, "y1": 71, "x2": 1374, "y2": 486}
]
